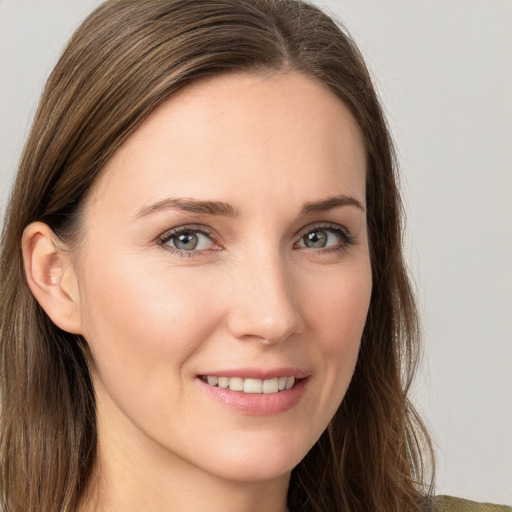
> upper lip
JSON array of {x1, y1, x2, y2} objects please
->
[{"x1": 197, "y1": 367, "x2": 309, "y2": 380}]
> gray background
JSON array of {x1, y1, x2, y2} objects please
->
[{"x1": 1, "y1": 0, "x2": 511, "y2": 504}]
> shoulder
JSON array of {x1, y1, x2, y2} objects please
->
[{"x1": 434, "y1": 495, "x2": 512, "y2": 512}]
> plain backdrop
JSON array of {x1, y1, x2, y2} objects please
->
[{"x1": 1, "y1": 0, "x2": 511, "y2": 505}]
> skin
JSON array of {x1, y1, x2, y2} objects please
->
[{"x1": 24, "y1": 71, "x2": 372, "y2": 512}]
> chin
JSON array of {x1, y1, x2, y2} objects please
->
[{"x1": 194, "y1": 432, "x2": 314, "y2": 483}]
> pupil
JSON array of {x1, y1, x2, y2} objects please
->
[
  {"x1": 306, "y1": 230, "x2": 327, "y2": 248},
  {"x1": 176, "y1": 232, "x2": 198, "y2": 250}
]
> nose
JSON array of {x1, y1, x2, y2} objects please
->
[{"x1": 226, "y1": 252, "x2": 306, "y2": 345}]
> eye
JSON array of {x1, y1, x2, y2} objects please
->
[
  {"x1": 160, "y1": 228, "x2": 215, "y2": 252},
  {"x1": 296, "y1": 225, "x2": 353, "y2": 251}
]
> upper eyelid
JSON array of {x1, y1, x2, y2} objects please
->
[
  {"x1": 160, "y1": 221, "x2": 350, "y2": 236},
  {"x1": 295, "y1": 222, "x2": 350, "y2": 238},
  {"x1": 158, "y1": 224, "x2": 216, "y2": 242}
]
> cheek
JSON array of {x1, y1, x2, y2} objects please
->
[
  {"x1": 302, "y1": 259, "x2": 372, "y2": 404},
  {"x1": 305, "y1": 261, "x2": 372, "y2": 348},
  {"x1": 77, "y1": 255, "x2": 221, "y2": 382}
]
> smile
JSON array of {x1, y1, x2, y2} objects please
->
[
  {"x1": 197, "y1": 372, "x2": 309, "y2": 415},
  {"x1": 201, "y1": 375, "x2": 296, "y2": 394}
]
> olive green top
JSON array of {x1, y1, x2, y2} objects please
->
[{"x1": 435, "y1": 495, "x2": 512, "y2": 512}]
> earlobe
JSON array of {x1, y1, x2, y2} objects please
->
[{"x1": 22, "y1": 222, "x2": 83, "y2": 334}]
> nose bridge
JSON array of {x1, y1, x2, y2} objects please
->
[{"x1": 227, "y1": 246, "x2": 305, "y2": 344}]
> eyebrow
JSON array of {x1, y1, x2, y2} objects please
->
[
  {"x1": 300, "y1": 194, "x2": 365, "y2": 214},
  {"x1": 135, "y1": 197, "x2": 239, "y2": 219},
  {"x1": 135, "y1": 193, "x2": 364, "y2": 220}
]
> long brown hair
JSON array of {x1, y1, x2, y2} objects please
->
[{"x1": 0, "y1": 1, "x2": 434, "y2": 511}]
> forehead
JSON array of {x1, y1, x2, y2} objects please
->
[{"x1": 86, "y1": 71, "x2": 366, "y2": 218}]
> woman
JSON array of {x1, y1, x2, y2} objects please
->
[{"x1": 0, "y1": 1, "x2": 509, "y2": 511}]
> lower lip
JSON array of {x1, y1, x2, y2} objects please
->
[{"x1": 197, "y1": 377, "x2": 308, "y2": 415}]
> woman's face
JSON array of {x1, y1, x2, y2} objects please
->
[{"x1": 74, "y1": 71, "x2": 371, "y2": 483}]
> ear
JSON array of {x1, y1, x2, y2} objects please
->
[{"x1": 22, "y1": 222, "x2": 83, "y2": 334}]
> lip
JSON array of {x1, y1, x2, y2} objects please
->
[
  {"x1": 196, "y1": 368, "x2": 310, "y2": 416},
  {"x1": 198, "y1": 367, "x2": 308, "y2": 380}
]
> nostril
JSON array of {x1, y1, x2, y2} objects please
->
[{"x1": 226, "y1": 302, "x2": 305, "y2": 344}]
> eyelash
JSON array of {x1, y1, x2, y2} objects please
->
[{"x1": 157, "y1": 223, "x2": 355, "y2": 257}]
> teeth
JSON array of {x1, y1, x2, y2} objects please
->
[
  {"x1": 262, "y1": 377, "x2": 279, "y2": 394},
  {"x1": 207, "y1": 376, "x2": 218, "y2": 386},
  {"x1": 228, "y1": 377, "x2": 244, "y2": 392},
  {"x1": 244, "y1": 378, "x2": 262, "y2": 394},
  {"x1": 204, "y1": 376, "x2": 297, "y2": 394},
  {"x1": 218, "y1": 377, "x2": 229, "y2": 389}
]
